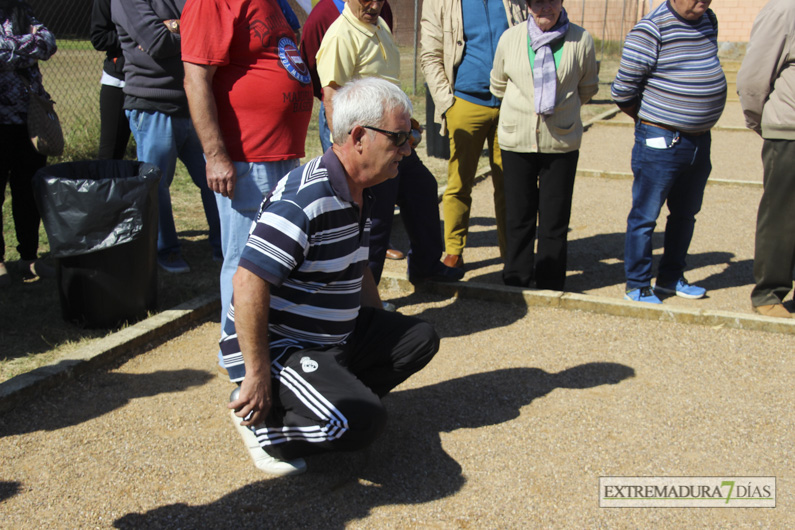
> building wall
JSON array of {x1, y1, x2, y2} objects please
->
[{"x1": 390, "y1": 0, "x2": 770, "y2": 47}]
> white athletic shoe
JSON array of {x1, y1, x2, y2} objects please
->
[{"x1": 229, "y1": 410, "x2": 306, "y2": 476}]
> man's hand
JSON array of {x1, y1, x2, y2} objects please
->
[
  {"x1": 618, "y1": 103, "x2": 639, "y2": 122},
  {"x1": 229, "y1": 367, "x2": 272, "y2": 426},
  {"x1": 163, "y1": 19, "x2": 180, "y2": 34},
  {"x1": 206, "y1": 152, "x2": 237, "y2": 198}
]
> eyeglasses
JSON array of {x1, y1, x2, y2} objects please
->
[{"x1": 360, "y1": 125, "x2": 411, "y2": 147}]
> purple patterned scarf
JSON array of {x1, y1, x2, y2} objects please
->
[{"x1": 527, "y1": 8, "x2": 569, "y2": 116}]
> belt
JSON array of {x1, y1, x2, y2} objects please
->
[{"x1": 639, "y1": 120, "x2": 708, "y2": 136}]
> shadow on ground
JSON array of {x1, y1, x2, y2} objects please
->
[
  {"x1": 0, "y1": 369, "x2": 213, "y2": 437},
  {"x1": 0, "y1": 481, "x2": 20, "y2": 502},
  {"x1": 387, "y1": 290, "x2": 528, "y2": 338},
  {"x1": 113, "y1": 363, "x2": 634, "y2": 529},
  {"x1": 0, "y1": 235, "x2": 219, "y2": 368}
]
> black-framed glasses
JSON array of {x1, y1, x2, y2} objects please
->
[{"x1": 359, "y1": 125, "x2": 411, "y2": 147}]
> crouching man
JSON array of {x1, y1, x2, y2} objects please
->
[{"x1": 221, "y1": 77, "x2": 440, "y2": 476}]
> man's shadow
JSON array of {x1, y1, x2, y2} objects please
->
[
  {"x1": 0, "y1": 369, "x2": 212, "y2": 437},
  {"x1": 384, "y1": 290, "x2": 528, "y2": 339},
  {"x1": 114, "y1": 363, "x2": 634, "y2": 529}
]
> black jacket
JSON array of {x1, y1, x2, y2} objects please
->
[{"x1": 90, "y1": 0, "x2": 125, "y2": 81}]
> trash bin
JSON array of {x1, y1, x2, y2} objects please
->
[
  {"x1": 424, "y1": 83, "x2": 450, "y2": 160},
  {"x1": 33, "y1": 160, "x2": 161, "y2": 328}
]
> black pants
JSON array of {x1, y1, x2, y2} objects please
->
[
  {"x1": 0, "y1": 124, "x2": 46, "y2": 262},
  {"x1": 751, "y1": 139, "x2": 795, "y2": 306},
  {"x1": 502, "y1": 149, "x2": 578, "y2": 290},
  {"x1": 368, "y1": 150, "x2": 444, "y2": 283},
  {"x1": 257, "y1": 307, "x2": 439, "y2": 460},
  {"x1": 98, "y1": 84, "x2": 130, "y2": 160}
]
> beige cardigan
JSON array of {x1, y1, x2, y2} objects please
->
[
  {"x1": 490, "y1": 22, "x2": 598, "y2": 153},
  {"x1": 420, "y1": 0, "x2": 528, "y2": 134}
]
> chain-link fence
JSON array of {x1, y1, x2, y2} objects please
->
[{"x1": 28, "y1": 0, "x2": 98, "y2": 160}]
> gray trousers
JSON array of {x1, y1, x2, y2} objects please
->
[{"x1": 751, "y1": 139, "x2": 795, "y2": 307}]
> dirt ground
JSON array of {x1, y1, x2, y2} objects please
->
[
  {"x1": 2, "y1": 89, "x2": 793, "y2": 528},
  {"x1": 1, "y1": 296, "x2": 792, "y2": 528}
]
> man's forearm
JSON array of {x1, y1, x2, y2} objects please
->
[
  {"x1": 184, "y1": 62, "x2": 227, "y2": 159},
  {"x1": 230, "y1": 267, "x2": 274, "y2": 426},
  {"x1": 184, "y1": 62, "x2": 237, "y2": 197}
]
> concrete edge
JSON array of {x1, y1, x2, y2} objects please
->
[
  {"x1": 575, "y1": 168, "x2": 762, "y2": 189},
  {"x1": 0, "y1": 293, "x2": 220, "y2": 414},
  {"x1": 583, "y1": 107, "x2": 621, "y2": 129},
  {"x1": 379, "y1": 272, "x2": 795, "y2": 336}
]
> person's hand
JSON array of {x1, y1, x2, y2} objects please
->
[
  {"x1": 163, "y1": 19, "x2": 180, "y2": 34},
  {"x1": 206, "y1": 153, "x2": 237, "y2": 198},
  {"x1": 228, "y1": 369, "x2": 272, "y2": 427}
]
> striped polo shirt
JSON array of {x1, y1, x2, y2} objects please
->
[
  {"x1": 220, "y1": 149, "x2": 373, "y2": 382},
  {"x1": 611, "y1": 2, "x2": 726, "y2": 133}
]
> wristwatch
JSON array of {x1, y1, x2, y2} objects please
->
[{"x1": 168, "y1": 19, "x2": 179, "y2": 32}]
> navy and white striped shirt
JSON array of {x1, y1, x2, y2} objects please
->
[
  {"x1": 220, "y1": 149, "x2": 373, "y2": 382},
  {"x1": 611, "y1": 1, "x2": 726, "y2": 133}
]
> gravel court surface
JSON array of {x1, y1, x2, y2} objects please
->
[
  {"x1": 385, "y1": 171, "x2": 771, "y2": 317},
  {"x1": 0, "y1": 300, "x2": 791, "y2": 528},
  {"x1": 385, "y1": 104, "x2": 784, "y2": 316},
  {"x1": 2, "y1": 99, "x2": 792, "y2": 527},
  {"x1": 579, "y1": 102, "x2": 764, "y2": 183}
]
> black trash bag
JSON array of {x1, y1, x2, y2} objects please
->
[
  {"x1": 32, "y1": 160, "x2": 161, "y2": 329},
  {"x1": 33, "y1": 160, "x2": 161, "y2": 258}
]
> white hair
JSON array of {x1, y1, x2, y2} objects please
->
[{"x1": 331, "y1": 77, "x2": 413, "y2": 145}]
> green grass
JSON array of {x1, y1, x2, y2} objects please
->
[{"x1": 1, "y1": 43, "x2": 623, "y2": 383}]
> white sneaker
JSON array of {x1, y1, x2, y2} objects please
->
[{"x1": 229, "y1": 410, "x2": 306, "y2": 476}]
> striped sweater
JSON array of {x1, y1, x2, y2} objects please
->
[{"x1": 611, "y1": 1, "x2": 726, "y2": 133}]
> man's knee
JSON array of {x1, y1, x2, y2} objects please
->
[
  {"x1": 333, "y1": 396, "x2": 388, "y2": 451},
  {"x1": 403, "y1": 320, "x2": 440, "y2": 370}
]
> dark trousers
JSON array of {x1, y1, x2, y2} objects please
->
[
  {"x1": 751, "y1": 139, "x2": 795, "y2": 307},
  {"x1": 368, "y1": 149, "x2": 443, "y2": 283},
  {"x1": 0, "y1": 124, "x2": 46, "y2": 262},
  {"x1": 501, "y1": 149, "x2": 578, "y2": 290},
  {"x1": 258, "y1": 307, "x2": 439, "y2": 460},
  {"x1": 98, "y1": 84, "x2": 131, "y2": 160}
]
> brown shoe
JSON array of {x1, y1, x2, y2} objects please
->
[
  {"x1": 753, "y1": 304, "x2": 792, "y2": 319},
  {"x1": 443, "y1": 254, "x2": 464, "y2": 269},
  {"x1": 386, "y1": 247, "x2": 405, "y2": 260}
]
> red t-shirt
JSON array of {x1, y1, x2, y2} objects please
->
[{"x1": 181, "y1": 0, "x2": 312, "y2": 162}]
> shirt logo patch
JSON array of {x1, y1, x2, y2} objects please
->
[
  {"x1": 300, "y1": 356, "x2": 318, "y2": 373},
  {"x1": 278, "y1": 37, "x2": 311, "y2": 85}
]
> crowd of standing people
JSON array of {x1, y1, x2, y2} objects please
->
[{"x1": 1, "y1": 0, "x2": 793, "y2": 474}]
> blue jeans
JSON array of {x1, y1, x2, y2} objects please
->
[
  {"x1": 624, "y1": 122, "x2": 712, "y2": 290},
  {"x1": 127, "y1": 109, "x2": 221, "y2": 260},
  {"x1": 217, "y1": 159, "x2": 299, "y2": 333},
  {"x1": 318, "y1": 101, "x2": 333, "y2": 152}
]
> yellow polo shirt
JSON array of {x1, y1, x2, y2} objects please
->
[{"x1": 316, "y1": 3, "x2": 401, "y2": 88}]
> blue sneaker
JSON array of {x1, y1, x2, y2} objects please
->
[
  {"x1": 158, "y1": 253, "x2": 190, "y2": 274},
  {"x1": 624, "y1": 286, "x2": 662, "y2": 304},
  {"x1": 654, "y1": 278, "x2": 706, "y2": 299}
]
